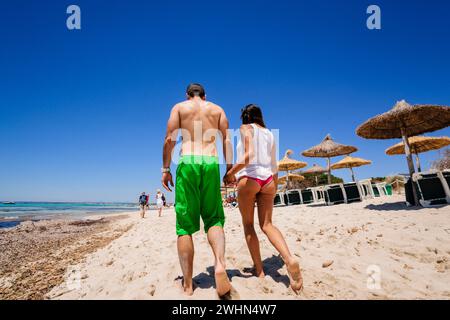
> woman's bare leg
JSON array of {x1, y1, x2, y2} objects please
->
[
  {"x1": 237, "y1": 178, "x2": 265, "y2": 277},
  {"x1": 257, "y1": 181, "x2": 303, "y2": 293}
]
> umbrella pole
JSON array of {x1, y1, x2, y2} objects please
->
[
  {"x1": 315, "y1": 175, "x2": 318, "y2": 186},
  {"x1": 349, "y1": 167, "x2": 356, "y2": 182},
  {"x1": 287, "y1": 170, "x2": 290, "y2": 190},
  {"x1": 415, "y1": 153, "x2": 422, "y2": 172},
  {"x1": 401, "y1": 128, "x2": 418, "y2": 206},
  {"x1": 327, "y1": 157, "x2": 331, "y2": 184}
]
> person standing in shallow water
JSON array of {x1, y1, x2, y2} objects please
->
[
  {"x1": 223, "y1": 104, "x2": 303, "y2": 294},
  {"x1": 161, "y1": 83, "x2": 235, "y2": 298}
]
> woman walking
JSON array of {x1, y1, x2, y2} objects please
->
[
  {"x1": 223, "y1": 104, "x2": 303, "y2": 293},
  {"x1": 156, "y1": 189, "x2": 164, "y2": 217}
]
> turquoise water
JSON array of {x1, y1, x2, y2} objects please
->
[{"x1": 0, "y1": 202, "x2": 138, "y2": 224}]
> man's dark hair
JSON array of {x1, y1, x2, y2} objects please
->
[
  {"x1": 241, "y1": 104, "x2": 266, "y2": 128},
  {"x1": 186, "y1": 83, "x2": 206, "y2": 98}
]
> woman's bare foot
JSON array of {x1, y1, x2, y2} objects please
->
[
  {"x1": 286, "y1": 258, "x2": 303, "y2": 294},
  {"x1": 214, "y1": 265, "x2": 232, "y2": 297}
]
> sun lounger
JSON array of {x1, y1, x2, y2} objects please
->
[
  {"x1": 371, "y1": 183, "x2": 387, "y2": 197},
  {"x1": 412, "y1": 171, "x2": 449, "y2": 207},
  {"x1": 309, "y1": 186, "x2": 325, "y2": 203},
  {"x1": 404, "y1": 177, "x2": 421, "y2": 207},
  {"x1": 286, "y1": 189, "x2": 302, "y2": 206},
  {"x1": 357, "y1": 179, "x2": 374, "y2": 199},
  {"x1": 384, "y1": 184, "x2": 393, "y2": 195},
  {"x1": 439, "y1": 170, "x2": 450, "y2": 199},
  {"x1": 301, "y1": 189, "x2": 314, "y2": 204},
  {"x1": 323, "y1": 183, "x2": 346, "y2": 205},
  {"x1": 274, "y1": 192, "x2": 286, "y2": 207},
  {"x1": 343, "y1": 182, "x2": 362, "y2": 203}
]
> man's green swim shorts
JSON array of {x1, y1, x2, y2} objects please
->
[{"x1": 175, "y1": 155, "x2": 225, "y2": 236}]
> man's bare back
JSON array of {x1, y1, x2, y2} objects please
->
[{"x1": 163, "y1": 97, "x2": 231, "y2": 164}]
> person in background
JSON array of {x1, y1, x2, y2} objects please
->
[
  {"x1": 138, "y1": 192, "x2": 148, "y2": 218},
  {"x1": 156, "y1": 189, "x2": 164, "y2": 217},
  {"x1": 161, "y1": 192, "x2": 167, "y2": 207},
  {"x1": 145, "y1": 193, "x2": 150, "y2": 210}
]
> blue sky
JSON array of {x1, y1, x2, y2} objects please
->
[{"x1": 1, "y1": 0, "x2": 449, "y2": 202}]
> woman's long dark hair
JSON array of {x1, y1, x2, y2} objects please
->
[{"x1": 240, "y1": 104, "x2": 266, "y2": 128}]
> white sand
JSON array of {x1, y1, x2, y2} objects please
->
[{"x1": 48, "y1": 195, "x2": 450, "y2": 300}]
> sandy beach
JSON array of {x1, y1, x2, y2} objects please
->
[{"x1": 21, "y1": 195, "x2": 445, "y2": 300}]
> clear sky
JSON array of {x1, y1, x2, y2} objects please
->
[{"x1": 1, "y1": 0, "x2": 449, "y2": 202}]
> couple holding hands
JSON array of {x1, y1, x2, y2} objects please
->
[{"x1": 161, "y1": 83, "x2": 302, "y2": 298}]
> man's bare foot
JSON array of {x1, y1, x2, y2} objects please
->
[
  {"x1": 214, "y1": 265, "x2": 232, "y2": 297},
  {"x1": 255, "y1": 268, "x2": 265, "y2": 278},
  {"x1": 286, "y1": 258, "x2": 303, "y2": 294},
  {"x1": 175, "y1": 277, "x2": 194, "y2": 296}
]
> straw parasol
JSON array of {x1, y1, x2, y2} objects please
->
[
  {"x1": 357, "y1": 100, "x2": 450, "y2": 205},
  {"x1": 302, "y1": 134, "x2": 358, "y2": 184},
  {"x1": 277, "y1": 150, "x2": 307, "y2": 189},
  {"x1": 278, "y1": 173, "x2": 305, "y2": 184},
  {"x1": 303, "y1": 164, "x2": 327, "y2": 186},
  {"x1": 331, "y1": 155, "x2": 372, "y2": 182},
  {"x1": 385, "y1": 136, "x2": 450, "y2": 172}
]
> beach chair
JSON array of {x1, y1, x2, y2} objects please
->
[
  {"x1": 309, "y1": 186, "x2": 325, "y2": 204},
  {"x1": 323, "y1": 183, "x2": 346, "y2": 205},
  {"x1": 404, "y1": 177, "x2": 422, "y2": 207},
  {"x1": 385, "y1": 184, "x2": 393, "y2": 195},
  {"x1": 301, "y1": 189, "x2": 314, "y2": 204},
  {"x1": 343, "y1": 182, "x2": 362, "y2": 203},
  {"x1": 371, "y1": 183, "x2": 387, "y2": 197},
  {"x1": 357, "y1": 179, "x2": 374, "y2": 199},
  {"x1": 439, "y1": 170, "x2": 450, "y2": 200},
  {"x1": 274, "y1": 192, "x2": 286, "y2": 207},
  {"x1": 412, "y1": 171, "x2": 449, "y2": 207},
  {"x1": 286, "y1": 189, "x2": 302, "y2": 206}
]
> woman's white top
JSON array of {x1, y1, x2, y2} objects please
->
[
  {"x1": 236, "y1": 123, "x2": 275, "y2": 180},
  {"x1": 156, "y1": 193, "x2": 163, "y2": 203}
]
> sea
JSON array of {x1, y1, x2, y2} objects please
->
[{"x1": 0, "y1": 202, "x2": 140, "y2": 229}]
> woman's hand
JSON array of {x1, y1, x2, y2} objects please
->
[{"x1": 223, "y1": 171, "x2": 237, "y2": 186}]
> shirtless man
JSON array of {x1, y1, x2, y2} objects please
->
[{"x1": 161, "y1": 83, "x2": 234, "y2": 298}]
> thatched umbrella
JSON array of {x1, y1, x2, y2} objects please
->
[
  {"x1": 385, "y1": 136, "x2": 450, "y2": 172},
  {"x1": 277, "y1": 150, "x2": 307, "y2": 189},
  {"x1": 303, "y1": 164, "x2": 327, "y2": 186},
  {"x1": 302, "y1": 134, "x2": 358, "y2": 184},
  {"x1": 331, "y1": 155, "x2": 372, "y2": 182},
  {"x1": 357, "y1": 100, "x2": 450, "y2": 205},
  {"x1": 278, "y1": 173, "x2": 305, "y2": 184}
]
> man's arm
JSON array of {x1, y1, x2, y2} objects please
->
[
  {"x1": 162, "y1": 105, "x2": 180, "y2": 191},
  {"x1": 218, "y1": 107, "x2": 233, "y2": 172}
]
